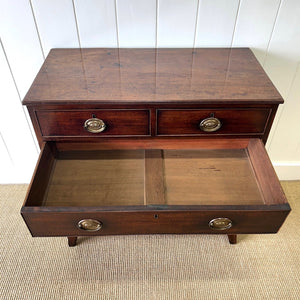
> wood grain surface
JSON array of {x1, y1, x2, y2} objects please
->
[
  {"x1": 44, "y1": 150, "x2": 145, "y2": 207},
  {"x1": 157, "y1": 108, "x2": 270, "y2": 135},
  {"x1": 20, "y1": 48, "x2": 290, "y2": 243},
  {"x1": 23, "y1": 141, "x2": 288, "y2": 208},
  {"x1": 23, "y1": 48, "x2": 283, "y2": 105},
  {"x1": 163, "y1": 149, "x2": 264, "y2": 205},
  {"x1": 36, "y1": 109, "x2": 150, "y2": 137}
]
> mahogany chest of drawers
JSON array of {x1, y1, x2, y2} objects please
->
[{"x1": 21, "y1": 48, "x2": 290, "y2": 246}]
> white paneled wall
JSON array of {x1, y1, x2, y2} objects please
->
[
  {"x1": 74, "y1": 0, "x2": 118, "y2": 47},
  {"x1": 0, "y1": 132, "x2": 14, "y2": 183},
  {"x1": 0, "y1": 0, "x2": 299, "y2": 183},
  {"x1": 231, "y1": 0, "x2": 281, "y2": 63},
  {"x1": 31, "y1": 0, "x2": 80, "y2": 55},
  {"x1": 157, "y1": 0, "x2": 198, "y2": 47},
  {"x1": 0, "y1": 0, "x2": 44, "y2": 97},
  {"x1": 117, "y1": 0, "x2": 157, "y2": 47},
  {"x1": 195, "y1": 0, "x2": 240, "y2": 47},
  {"x1": 0, "y1": 39, "x2": 38, "y2": 183}
]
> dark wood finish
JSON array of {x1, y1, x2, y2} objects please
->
[
  {"x1": 22, "y1": 142, "x2": 56, "y2": 207},
  {"x1": 150, "y1": 108, "x2": 156, "y2": 137},
  {"x1": 21, "y1": 48, "x2": 290, "y2": 246},
  {"x1": 21, "y1": 207, "x2": 290, "y2": 237},
  {"x1": 68, "y1": 237, "x2": 77, "y2": 247},
  {"x1": 27, "y1": 107, "x2": 44, "y2": 148},
  {"x1": 36, "y1": 109, "x2": 150, "y2": 137},
  {"x1": 247, "y1": 139, "x2": 287, "y2": 205},
  {"x1": 27, "y1": 103, "x2": 276, "y2": 147},
  {"x1": 157, "y1": 109, "x2": 270, "y2": 136},
  {"x1": 21, "y1": 140, "x2": 291, "y2": 240},
  {"x1": 55, "y1": 138, "x2": 250, "y2": 151},
  {"x1": 262, "y1": 105, "x2": 278, "y2": 144},
  {"x1": 23, "y1": 48, "x2": 283, "y2": 105},
  {"x1": 227, "y1": 234, "x2": 237, "y2": 244}
]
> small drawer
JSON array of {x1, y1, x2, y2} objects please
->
[
  {"x1": 36, "y1": 109, "x2": 150, "y2": 137},
  {"x1": 21, "y1": 140, "x2": 290, "y2": 238},
  {"x1": 157, "y1": 109, "x2": 271, "y2": 136}
]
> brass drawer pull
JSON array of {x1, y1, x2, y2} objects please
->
[
  {"x1": 199, "y1": 116, "x2": 222, "y2": 132},
  {"x1": 209, "y1": 218, "x2": 232, "y2": 230},
  {"x1": 84, "y1": 117, "x2": 106, "y2": 133},
  {"x1": 78, "y1": 219, "x2": 103, "y2": 231}
]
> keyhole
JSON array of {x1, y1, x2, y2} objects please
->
[{"x1": 154, "y1": 214, "x2": 159, "y2": 219}]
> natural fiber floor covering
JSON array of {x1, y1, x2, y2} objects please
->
[{"x1": 0, "y1": 182, "x2": 299, "y2": 300}]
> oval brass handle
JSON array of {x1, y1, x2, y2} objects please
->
[
  {"x1": 84, "y1": 118, "x2": 106, "y2": 133},
  {"x1": 209, "y1": 218, "x2": 232, "y2": 230},
  {"x1": 78, "y1": 219, "x2": 102, "y2": 231},
  {"x1": 199, "y1": 117, "x2": 222, "y2": 132}
]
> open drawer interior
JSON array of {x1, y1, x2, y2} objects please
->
[
  {"x1": 24, "y1": 139, "x2": 288, "y2": 208},
  {"x1": 21, "y1": 139, "x2": 290, "y2": 238}
]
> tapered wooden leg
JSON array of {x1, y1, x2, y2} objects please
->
[
  {"x1": 68, "y1": 237, "x2": 78, "y2": 247},
  {"x1": 227, "y1": 234, "x2": 237, "y2": 244}
]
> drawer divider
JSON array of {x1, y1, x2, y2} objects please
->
[{"x1": 144, "y1": 150, "x2": 165, "y2": 206}]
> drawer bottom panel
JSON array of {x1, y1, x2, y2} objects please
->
[{"x1": 22, "y1": 209, "x2": 290, "y2": 237}]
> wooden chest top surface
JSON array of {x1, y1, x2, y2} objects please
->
[{"x1": 23, "y1": 48, "x2": 283, "y2": 106}]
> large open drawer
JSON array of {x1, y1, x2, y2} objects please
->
[{"x1": 21, "y1": 139, "x2": 290, "y2": 238}]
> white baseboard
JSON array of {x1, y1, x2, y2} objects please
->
[{"x1": 272, "y1": 161, "x2": 300, "y2": 181}]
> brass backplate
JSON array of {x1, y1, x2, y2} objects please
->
[
  {"x1": 199, "y1": 117, "x2": 222, "y2": 132},
  {"x1": 84, "y1": 118, "x2": 106, "y2": 133},
  {"x1": 209, "y1": 218, "x2": 232, "y2": 230},
  {"x1": 78, "y1": 219, "x2": 103, "y2": 231}
]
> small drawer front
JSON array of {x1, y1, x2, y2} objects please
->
[
  {"x1": 36, "y1": 109, "x2": 150, "y2": 137},
  {"x1": 157, "y1": 109, "x2": 270, "y2": 136},
  {"x1": 21, "y1": 209, "x2": 290, "y2": 237}
]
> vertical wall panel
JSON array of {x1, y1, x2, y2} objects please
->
[
  {"x1": 263, "y1": 0, "x2": 300, "y2": 99},
  {"x1": 74, "y1": 0, "x2": 118, "y2": 47},
  {"x1": 0, "y1": 0, "x2": 299, "y2": 182},
  {"x1": 0, "y1": 133, "x2": 14, "y2": 183},
  {"x1": 117, "y1": 0, "x2": 156, "y2": 47},
  {"x1": 271, "y1": 64, "x2": 300, "y2": 161},
  {"x1": 0, "y1": 44, "x2": 38, "y2": 183},
  {"x1": 262, "y1": 0, "x2": 300, "y2": 164},
  {"x1": 0, "y1": 0, "x2": 44, "y2": 99},
  {"x1": 195, "y1": 0, "x2": 239, "y2": 47},
  {"x1": 31, "y1": 0, "x2": 80, "y2": 55},
  {"x1": 232, "y1": 0, "x2": 281, "y2": 64},
  {"x1": 157, "y1": 0, "x2": 198, "y2": 47},
  {"x1": 268, "y1": 63, "x2": 300, "y2": 162}
]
